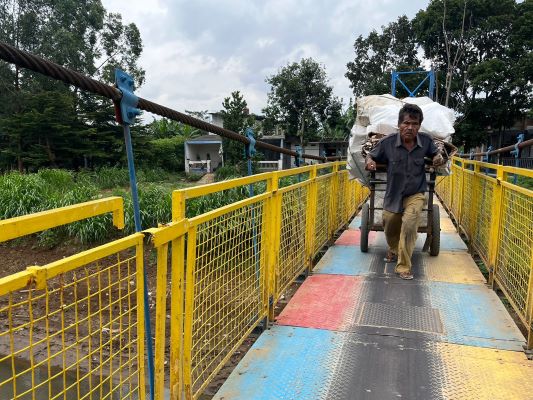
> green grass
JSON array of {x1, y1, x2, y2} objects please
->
[{"x1": 0, "y1": 168, "x2": 186, "y2": 246}]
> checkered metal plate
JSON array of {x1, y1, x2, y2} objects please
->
[{"x1": 214, "y1": 326, "x2": 533, "y2": 400}]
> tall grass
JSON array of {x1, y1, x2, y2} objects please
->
[{"x1": 1, "y1": 167, "x2": 270, "y2": 246}]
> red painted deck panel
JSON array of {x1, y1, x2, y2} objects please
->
[
  {"x1": 335, "y1": 229, "x2": 377, "y2": 246},
  {"x1": 276, "y1": 274, "x2": 363, "y2": 331}
]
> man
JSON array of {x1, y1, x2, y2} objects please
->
[{"x1": 366, "y1": 103, "x2": 443, "y2": 280}]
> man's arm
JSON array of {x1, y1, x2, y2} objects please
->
[
  {"x1": 427, "y1": 137, "x2": 445, "y2": 166},
  {"x1": 366, "y1": 140, "x2": 386, "y2": 171}
]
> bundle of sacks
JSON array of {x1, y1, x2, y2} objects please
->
[{"x1": 347, "y1": 94, "x2": 457, "y2": 185}]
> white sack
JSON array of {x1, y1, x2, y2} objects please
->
[{"x1": 347, "y1": 94, "x2": 456, "y2": 183}]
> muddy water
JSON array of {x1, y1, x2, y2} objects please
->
[{"x1": 0, "y1": 357, "x2": 141, "y2": 400}]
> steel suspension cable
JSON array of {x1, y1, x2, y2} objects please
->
[{"x1": 0, "y1": 41, "x2": 336, "y2": 162}]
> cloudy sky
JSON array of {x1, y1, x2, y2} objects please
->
[{"x1": 102, "y1": 0, "x2": 430, "y2": 116}]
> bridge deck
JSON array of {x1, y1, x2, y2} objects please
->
[{"x1": 214, "y1": 201, "x2": 533, "y2": 399}]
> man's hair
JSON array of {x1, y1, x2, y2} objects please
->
[{"x1": 398, "y1": 103, "x2": 423, "y2": 125}]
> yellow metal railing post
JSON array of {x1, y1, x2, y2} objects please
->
[
  {"x1": 170, "y1": 234, "x2": 185, "y2": 399},
  {"x1": 328, "y1": 162, "x2": 340, "y2": 240},
  {"x1": 305, "y1": 166, "x2": 318, "y2": 273},
  {"x1": 183, "y1": 225, "x2": 197, "y2": 400},
  {"x1": 526, "y1": 247, "x2": 533, "y2": 350},
  {"x1": 136, "y1": 239, "x2": 147, "y2": 400},
  {"x1": 173, "y1": 190, "x2": 186, "y2": 221},
  {"x1": 268, "y1": 171, "x2": 282, "y2": 320},
  {"x1": 488, "y1": 165, "x2": 504, "y2": 285},
  {"x1": 154, "y1": 242, "x2": 169, "y2": 400}
]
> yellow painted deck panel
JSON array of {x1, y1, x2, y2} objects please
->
[
  {"x1": 431, "y1": 342, "x2": 533, "y2": 400},
  {"x1": 422, "y1": 251, "x2": 487, "y2": 285}
]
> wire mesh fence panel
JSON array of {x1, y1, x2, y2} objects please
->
[
  {"x1": 313, "y1": 176, "x2": 334, "y2": 254},
  {"x1": 470, "y1": 175, "x2": 496, "y2": 265},
  {"x1": 0, "y1": 235, "x2": 145, "y2": 400},
  {"x1": 460, "y1": 171, "x2": 475, "y2": 239},
  {"x1": 276, "y1": 184, "x2": 309, "y2": 300},
  {"x1": 451, "y1": 163, "x2": 463, "y2": 220},
  {"x1": 495, "y1": 185, "x2": 533, "y2": 325},
  {"x1": 335, "y1": 172, "x2": 348, "y2": 231},
  {"x1": 185, "y1": 199, "x2": 268, "y2": 398},
  {"x1": 435, "y1": 175, "x2": 452, "y2": 207}
]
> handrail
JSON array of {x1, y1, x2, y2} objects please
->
[
  {"x1": 458, "y1": 138, "x2": 533, "y2": 158},
  {"x1": 0, "y1": 196, "x2": 124, "y2": 242}
]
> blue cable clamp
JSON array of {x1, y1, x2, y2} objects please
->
[
  {"x1": 115, "y1": 69, "x2": 141, "y2": 125},
  {"x1": 295, "y1": 145, "x2": 303, "y2": 167},
  {"x1": 245, "y1": 127, "x2": 256, "y2": 158},
  {"x1": 510, "y1": 133, "x2": 524, "y2": 158}
]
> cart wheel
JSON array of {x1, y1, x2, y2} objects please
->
[
  {"x1": 360, "y1": 203, "x2": 369, "y2": 253},
  {"x1": 430, "y1": 204, "x2": 440, "y2": 256}
]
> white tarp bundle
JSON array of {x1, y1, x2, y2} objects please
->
[{"x1": 347, "y1": 94, "x2": 456, "y2": 185}]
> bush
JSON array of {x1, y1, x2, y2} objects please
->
[
  {"x1": 0, "y1": 172, "x2": 52, "y2": 218},
  {"x1": 214, "y1": 165, "x2": 241, "y2": 181},
  {"x1": 37, "y1": 169, "x2": 75, "y2": 191},
  {"x1": 114, "y1": 185, "x2": 172, "y2": 233},
  {"x1": 186, "y1": 173, "x2": 204, "y2": 182},
  {"x1": 145, "y1": 136, "x2": 185, "y2": 172},
  {"x1": 93, "y1": 167, "x2": 130, "y2": 189}
]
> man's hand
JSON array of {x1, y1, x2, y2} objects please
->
[
  {"x1": 366, "y1": 157, "x2": 377, "y2": 171},
  {"x1": 432, "y1": 153, "x2": 445, "y2": 167}
]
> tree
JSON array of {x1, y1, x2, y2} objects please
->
[
  {"x1": 414, "y1": 0, "x2": 531, "y2": 148},
  {"x1": 220, "y1": 91, "x2": 252, "y2": 165},
  {"x1": 345, "y1": 16, "x2": 421, "y2": 99},
  {"x1": 0, "y1": 0, "x2": 144, "y2": 171},
  {"x1": 263, "y1": 58, "x2": 334, "y2": 144}
]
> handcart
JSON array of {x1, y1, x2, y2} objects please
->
[{"x1": 359, "y1": 163, "x2": 440, "y2": 256}]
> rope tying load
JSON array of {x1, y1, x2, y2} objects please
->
[{"x1": 0, "y1": 41, "x2": 333, "y2": 162}]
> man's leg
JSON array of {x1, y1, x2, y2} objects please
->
[
  {"x1": 382, "y1": 210, "x2": 402, "y2": 259},
  {"x1": 395, "y1": 193, "x2": 426, "y2": 275}
]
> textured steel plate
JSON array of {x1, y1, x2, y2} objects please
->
[
  {"x1": 275, "y1": 275, "x2": 364, "y2": 331},
  {"x1": 335, "y1": 229, "x2": 377, "y2": 246},
  {"x1": 439, "y1": 215, "x2": 457, "y2": 232},
  {"x1": 421, "y1": 251, "x2": 486, "y2": 285},
  {"x1": 214, "y1": 326, "x2": 533, "y2": 400},
  {"x1": 348, "y1": 215, "x2": 361, "y2": 230},
  {"x1": 278, "y1": 275, "x2": 525, "y2": 350},
  {"x1": 428, "y1": 281, "x2": 525, "y2": 350},
  {"x1": 357, "y1": 302, "x2": 444, "y2": 334},
  {"x1": 372, "y1": 231, "x2": 468, "y2": 251},
  {"x1": 312, "y1": 246, "x2": 386, "y2": 276}
]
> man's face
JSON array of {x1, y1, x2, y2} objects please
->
[{"x1": 399, "y1": 114, "x2": 421, "y2": 142}]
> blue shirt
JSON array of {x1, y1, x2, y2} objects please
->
[{"x1": 369, "y1": 132, "x2": 438, "y2": 213}]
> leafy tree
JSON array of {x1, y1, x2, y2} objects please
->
[
  {"x1": 0, "y1": 0, "x2": 144, "y2": 171},
  {"x1": 413, "y1": 0, "x2": 532, "y2": 148},
  {"x1": 220, "y1": 91, "x2": 251, "y2": 165},
  {"x1": 320, "y1": 98, "x2": 357, "y2": 141},
  {"x1": 345, "y1": 16, "x2": 421, "y2": 99},
  {"x1": 345, "y1": 1, "x2": 531, "y2": 151},
  {"x1": 263, "y1": 58, "x2": 335, "y2": 144}
]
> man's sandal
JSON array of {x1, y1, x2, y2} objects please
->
[
  {"x1": 384, "y1": 251, "x2": 397, "y2": 263},
  {"x1": 399, "y1": 271, "x2": 414, "y2": 280}
]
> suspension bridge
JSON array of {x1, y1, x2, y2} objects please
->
[{"x1": 0, "y1": 42, "x2": 532, "y2": 400}]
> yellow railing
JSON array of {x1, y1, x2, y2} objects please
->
[
  {"x1": 148, "y1": 161, "x2": 368, "y2": 400},
  {"x1": 436, "y1": 158, "x2": 533, "y2": 349},
  {"x1": 0, "y1": 165, "x2": 368, "y2": 400},
  {"x1": 0, "y1": 197, "x2": 145, "y2": 400}
]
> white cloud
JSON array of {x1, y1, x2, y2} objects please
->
[{"x1": 102, "y1": 0, "x2": 430, "y2": 116}]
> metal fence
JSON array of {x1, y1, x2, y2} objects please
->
[
  {"x1": 0, "y1": 199, "x2": 146, "y2": 400},
  {"x1": 148, "y1": 161, "x2": 368, "y2": 400},
  {"x1": 500, "y1": 157, "x2": 533, "y2": 169},
  {"x1": 435, "y1": 158, "x2": 533, "y2": 349}
]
